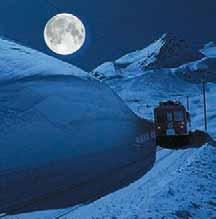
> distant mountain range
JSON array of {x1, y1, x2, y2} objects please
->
[
  {"x1": 92, "y1": 34, "x2": 215, "y2": 81},
  {"x1": 92, "y1": 34, "x2": 216, "y2": 131}
]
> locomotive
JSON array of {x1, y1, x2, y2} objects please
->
[{"x1": 154, "y1": 101, "x2": 190, "y2": 147}]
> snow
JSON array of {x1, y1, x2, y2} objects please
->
[
  {"x1": 94, "y1": 44, "x2": 216, "y2": 132},
  {"x1": 7, "y1": 145, "x2": 216, "y2": 219},
  {"x1": 92, "y1": 62, "x2": 121, "y2": 79},
  {"x1": 93, "y1": 33, "x2": 203, "y2": 80},
  {"x1": 201, "y1": 44, "x2": 216, "y2": 58},
  {"x1": 2, "y1": 36, "x2": 216, "y2": 218},
  {"x1": 70, "y1": 145, "x2": 216, "y2": 219},
  {"x1": 1, "y1": 37, "x2": 155, "y2": 215},
  {"x1": 116, "y1": 34, "x2": 164, "y2": 66},
  {"x1": 0, "y1": 37, "x2": 91, "y2": 81}
]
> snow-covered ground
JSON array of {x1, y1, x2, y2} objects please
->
[
  {"x1": 59, "y1": 145, "x2": 216, "y2": 219},
  {"x1": 5, "y1": 145, "x2": 216, "y2": 219}
]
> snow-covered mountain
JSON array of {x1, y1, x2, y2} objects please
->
[
  {"x1": 93, "y1": 33, "x2": 204, "y2": 79},
  {"x1": 175, "y1": 57, "x2": 216, "y2": 83},
  {"x1": 1, "y1": 35, "x2": 215, "y2": 219},
  {"x1": 92, "y1": 35, "x2": 216, "y2": 136},
  {"x1": 201, "y1": 41, "x2": 216, "y2": 58}
]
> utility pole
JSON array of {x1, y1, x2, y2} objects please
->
[
  {"x1": 186, "y1": 95, "x2": 190, "y2": 111},
  {"x1": 202, "y1": 79, "x2": 208, "y2": 132},
  {"x1": 186, "y1": 95, "x2": 192, "y2": 130}
]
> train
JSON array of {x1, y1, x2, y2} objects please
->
[{"x1": 154, "y1": 100, "x2": 191, "y2": 147}]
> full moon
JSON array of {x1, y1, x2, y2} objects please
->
[{"x1": 44, "y1": 13, "x2": 86, "y2": 55}]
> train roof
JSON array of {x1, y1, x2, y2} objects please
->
[{"x1": 155, "y1": 100, "x2": 186, "y2": 110}]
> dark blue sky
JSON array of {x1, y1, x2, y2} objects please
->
[{"x1": 0, "y1": 0, "x2": 215, "y2": 70}]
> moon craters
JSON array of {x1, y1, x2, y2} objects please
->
[{"x1": 44, "y1": 13, "x2": 86, "y2": 55}]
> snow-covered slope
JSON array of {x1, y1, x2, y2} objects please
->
[
  {"x1": 92, "y1": 62, "x2": 121, "y2": 80},
  {"x1": 93, "y1": 33, "x2": 204, "y2": 79},
  {"x1": 201, "y1": 42, "x2": 216, "y2": 57},
  {"x1": 0, "y1": 37, "x2": 90, "y2": 81},
  {"x1": 175, "y1": 57, "x2": 216, "y2": 83},
  {"x1": 106, "y1": 69, "x2": 199, "y2": 118},
  {"x1": 117, "y1": 33, "x2": 203, "y2": 70}
]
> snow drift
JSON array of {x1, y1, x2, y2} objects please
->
[{"x1": 0, "y1": 38, "x2": 156, "y2": 214}]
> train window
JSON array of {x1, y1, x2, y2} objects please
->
[
  {"x1": 174, "y1": 111, "x2": 184, "y2": 121},
  {"x1": 167, "y1": 112, "x2": 173, "y2": 121}
]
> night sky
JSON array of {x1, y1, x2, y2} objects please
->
[{"x1": 0, "y1": 0, "x2": 215, "y2": 71}]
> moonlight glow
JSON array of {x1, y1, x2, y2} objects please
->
[{"x1": 44, "y1": 13, "x2": 86, "y2": 55}]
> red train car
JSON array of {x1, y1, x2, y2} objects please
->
[{"x1": 154, "y1": 101, "x2": 190, "y2": 147}]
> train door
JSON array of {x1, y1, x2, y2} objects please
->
[{"x1": 166, "y1": 112, "x2": 175, "y2": 136}]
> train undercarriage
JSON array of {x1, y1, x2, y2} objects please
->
[{"x1": 156, "y1": 134, "x2": 190, "y2": 148}]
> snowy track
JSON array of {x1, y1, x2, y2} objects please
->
[
  {"x1": 47, "y1": 145, "x2": 215, "y2": 219},
  {"x1": 51, "y1": 149, "x2": 176, "y2": 219}
]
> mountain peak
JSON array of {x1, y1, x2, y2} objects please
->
[
  {"x1": 93, "y1": 34, "x2": 205, "y2": 80},
  {"x1": 116, "y1": 33, "x2": 203, "y2": 71},
  {"x1": 160, "y1": 32, "x2": 177, "y2": 41}
]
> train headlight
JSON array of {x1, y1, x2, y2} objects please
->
[{"x1": 157, "y1": 126, "x2": 161, "y2": 130}]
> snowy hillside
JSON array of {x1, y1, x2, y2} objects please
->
[
  {"x1": 0, "y1": 37, "x2": 90, "y2": 81},
  {"x1": 117, "y1": 33, "x2": 203, "y2": 70},
  {"x1": 201, "y1": 42, "x2": 216, "y2": 57},
  {"x1": 175, "y1": 57, "x2": 216, "y2": 83},
  {"x1": 92, "y1": 36, "x2": 216, "y2": 134},
  {"x1": 93, "y1": 33, "x2": 203, "y2": 79}
]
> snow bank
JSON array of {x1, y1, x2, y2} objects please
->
[
  {"x1": 0, "y1": 38, "x2": 157, "y2": 216},
  {"x1": 92, "y1": 62, "x2": 121, "y2": 79}
]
